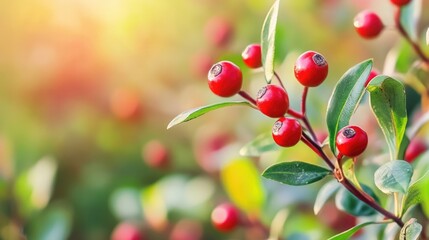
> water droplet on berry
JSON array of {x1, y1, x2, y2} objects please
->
[{"x1": 312, "y1": 54, "x2": 327, "y2": 67}]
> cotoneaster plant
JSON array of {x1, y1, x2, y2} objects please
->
[{"x1": 168, "y1": 0, "x2": 429, "y2": 239}]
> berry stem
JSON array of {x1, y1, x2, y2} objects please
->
[
  {"x1": 274, "y1": 71, "x2": 286, "y2": 91},
  {"x1": 238, "y1": 90, "x2": 257, "y2": 106},
  {"x1": 301, "y1": 132, "x2": 335, "y2": 170},
  {"x1": 287, "y1": 109, "x2": 304, "y2": 118},
  {"x1": 394, "y1": 7, "x2": 429, "y2": 64},
  {"x1": 301, "y1": 87, "x2": 309, "y2": 114},
  {"x1": 301, "y1": 132, "x2": 405, "y2": 227},
  {"x1": 300, "y1": 87, "x2": 317, "y2": 141}
]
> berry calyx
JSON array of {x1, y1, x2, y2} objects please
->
[
  {"x1": 211, "y1": 203, "x2": 240, "y2": 232},
  {"x1": 256, "y1": 85, "x2": 289, "y2": 118},
  {"x1": 294, "y1": 51, "x2": 329, "y2": 87},
  {"x1": 390, "y1": 0, "x2": 412, "y2": 7},
  {"x1": 365, "y1": 69, "x2": 380, "y2": 87},
  {"x1": 272, "y1": 117, "x2": 302, "y2": 147},
  {"x1": 208, "y1": 61, "x2": 242, "y2": 97},
  {"x1": 354, "y1": 11, "x2": 384, "y2": 39},
  {"x1": 242, "y1": 44, "x2": 262, "y2": 68},
  {"x1": 336, "y1": 125, "x2": 368, "y2": 157},
  {"x1": 405, "y1": 139, "x2": 427, "y2": 163}
]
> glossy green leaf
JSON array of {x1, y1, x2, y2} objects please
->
[
  {"x1": 335, "y1": 184, "x2": 378, "y2": 216},
  {"x1": 328, "y1": 221, "x2": 386, "y2": 240},
  {"x1": 167, "y1": 101, "x2": 252, "y2": 129},
  {"x1": 400, "y1": 218, "x2": 422, "y2": 240},
  {"x1": 405, "y1": 61, "x2": 429, "y2": 95},
  {"x1": 239, "y1": 133, "x2": 279, "y2": 157},
  {"x1": 29, "y1": 205, "x2": 72, "y2": 240},
  {"x1": 261, "y1": 0, "x2": 280, "y2": 83},
  {"x1": 314, "y1": 180, "x2": 340, "y2": 214},
  {"x1": 326, "y1": 59, "x2": 372, "y2": 154},
  {"x1": 400, "y1": 0, "x2": 422, "y2": 41},
  {"x1": 401, "y1": 170, "x2": 429, "y2": 216},
  {"x1": 262, "y1": 161, "x2": 332, "y2": 186},
  {"x1": 221, "y1": 158, "x2": 265, "y2": 215},
  {"x1": 374, "y1": 160, "x2": 413, "y2": 194},
  {"x1": 367, "y1": 76, "x2": 408, "y2": 160}
]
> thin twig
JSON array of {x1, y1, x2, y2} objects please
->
[{"x1": 394, "y1": 7, "x2": 429, "y2": 64}]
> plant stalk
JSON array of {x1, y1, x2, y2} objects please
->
[
  {"x1": 394, "y1": 7, "x2": 429, "y2": 64},
  {"x1": 301, "y1": 132, "x2": 405, "y2": 227},
  {"x1": 239, "y1": 90, "x2": 257, "y2": 106}
]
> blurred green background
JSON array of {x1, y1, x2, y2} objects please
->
[{"x1": 0, "y1": 0, "x2": 428, "y2": 239}]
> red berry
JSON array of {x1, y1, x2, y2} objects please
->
[
  {"x1": 256, "y1": 85, "x2": 289, "y2": 118},
  {"x1": 110, "y1": 89, "x2": 142, "y2": 121},
  {"x1": 204, "y1": 17, "x2": 233, "y2": 48},
  {"x1": 142, "y1": 140, "x2": 170, "y2": 169},
  {"x1": 111, "y1": 222, "x2": 144, "y2": 240},
  {"x1": 211, "y1": 203, "x2": 240, "y2": 232},
  {"x1": 272, "y1": 117, "x2": 302, "y2": 147},
  {"x1": 354, "y1": 11, "x2": 384, "y2": 39},
  {"x1": 405, "y1": 139, "x2": 427, "y2": 163},
  {"x1": 336, "y1": 126, "x2": 368, "y2": 157},
  {"x1": 170, "y1": 220, "x2": 203, "y2": 240},
  {"x1": 365, "y1": 69, "x2": 380, "y2": 87},
  {"x1": 208, "y1": 61, "x2": 242, "y2": 97},
  {"x1": 242, "y1": 44, "x2": 262, "y2": 68},
  {"x1": 390, "y1": 0, "x2": 412, "y2": 7},
  {"x1": 294, "y1": 51, "x2": 328, "y2": 87}
]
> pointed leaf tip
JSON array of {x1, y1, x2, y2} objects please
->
[{"x1": 167, "y1": 101, "x2": 252, "y2": 129}]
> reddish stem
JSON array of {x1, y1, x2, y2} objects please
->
[
  {"x1": 287, "y1": 109, "x2": 303, "y2": 118},
  {"x1": 300, "y1": 87, "x2": 317, "y2": 141},
  {"x1": 301, "y1": 87, "x2": 309, "y2": 114},
  {"x1": 239, "y1": 90, "x2": 257, "y2": 106},
  {"x1": 394, "y1": 7, "x2": 429, "y2": 64},
  {"x1": 300, "y1": 132, "x2": 405, "y2": 227},
  {"x1": 301, "y1": 132, "x2": 335, "y2": 170}
]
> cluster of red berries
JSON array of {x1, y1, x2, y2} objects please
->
[
  {"x1": 207, "y1": 43, "x2": 372, "y2": 159},
  {"x1": 207, "y1": 44, "x2": 330, "y2": 148},
  {"x1": 353, "y1": 0, "x2": 412, "y2": 39},
  {"x1": 206, "y1": 44, "x2": 374, "y2": 232}
]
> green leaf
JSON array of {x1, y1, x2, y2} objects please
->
[
  {"x1": 405, "y1": 61, "x2": 429, "y2": 95},
  {"x1": 326, "y1": 59, "x2": 373, "y2": 154},
  {"x1": 261, "y1": 0, "x2": 280, "y2": 83},
  {"x1": 400, "y1": 218, "x2": 422, "y2": 240},
  {"x1": 335, "y1": 184, "x2": 378, "y2": 216},
  {"x1": 29, "y1": 205, "x2": 72, "y2": 240},
  {"x1": 367, "y1": 76, "x2": 408, "y2": 160},
  {"x1": 342, "y1": 158, "x2": 363, "y2": 190},
  {"x1": 239, "y1": 133, "x2": 280, "y2": 157},
  {"x1": 167, "y1": 101, "x2": 252, "y2": 129},
  {"x1": 374, "y1": 160, "x2": 413, "y2": 194},
  {"x1": 328, "y1": 221, "x2": 386, "y2": 240},
  {"x1": 400, "y1": 0, "x2": 422, "y2": 41},
  {"x1": 262, "y1": 161, "x2": 332, "y2": 186},
  {"x1": 401, "y1": 170, "x2": 429, "y2": 216},
  {"x1": 313, "y1": 180, "x2": 340, "y2": 214},
  {"x1": 221, "y1": 158, "x2": 265, "y2": 215}
]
